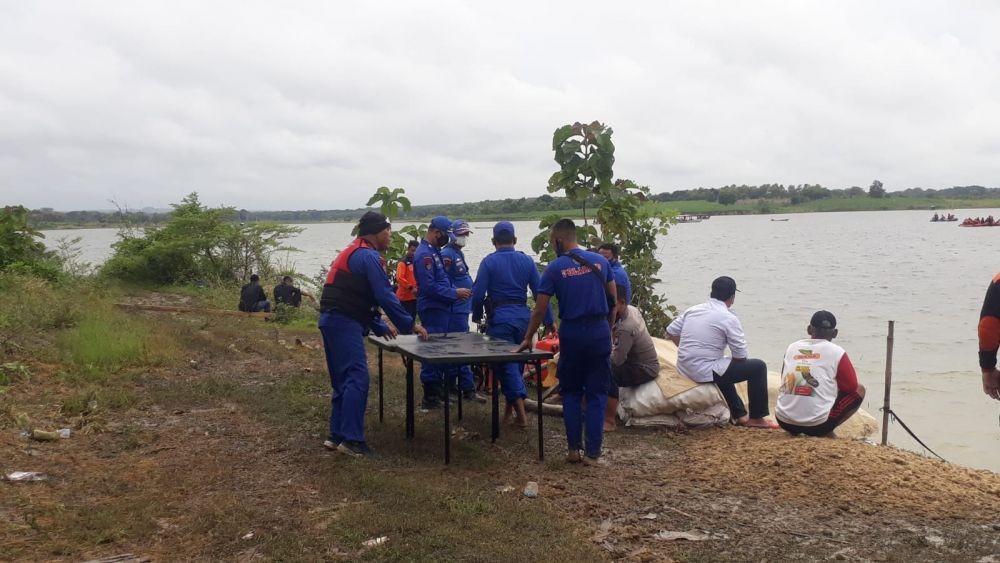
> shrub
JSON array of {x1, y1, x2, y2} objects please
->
[{"x1": 101, "y1": 193, "x2": 302, "y2": 285}]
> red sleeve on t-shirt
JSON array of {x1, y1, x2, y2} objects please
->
[{"x1": 835, "y1": 353, "x2": 859, "y2": 394}]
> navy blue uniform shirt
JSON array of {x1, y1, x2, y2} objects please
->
[
  {"x1": 538, "y1": 248, "x2": 613, "y2": 321},
  {"x1": 441, "y1": 244, "x2": 473, "y2": 314},
  {"x1": 413, "y1": 239, "x2": 458, "y2": 312},
  {"x1": 471, "y1": 247, "x2": 554, "y2": 326},
  {"x1": 609, "y1": 260, "x2": 632, "y2": 303}
]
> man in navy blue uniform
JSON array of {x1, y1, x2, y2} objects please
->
[
  {"x1": 471, "y1": 221, "x2": 554, "y2": 426},
  {"x1": 414, "y1": 215, "x2": 473, "y2": 409},
  {"x1": 517, "y1": 219, "x2": 617, "y2": 464},
  {"x1": 598, "y1": 243, "x2": 632, "y2": 304},
  {"x1": 318, "y1": 211, "x2": 427, "y2": 457},
  {"x1": 440, "y1": 219, "x2": 483, "y2": 403}
]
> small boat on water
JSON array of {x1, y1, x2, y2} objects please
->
[
  {"x1": 960, "y1": 216, "x2": 1000, "y2": 227},
  {"x1": 676, "y1": 214, "x2": 702, "y2": 223},
  {"x1": 770, "y1": 218, "x2": 789, "y2": 222},
  {"x1": 931, "y1": 212, "x2": 958, "y2": 222}
]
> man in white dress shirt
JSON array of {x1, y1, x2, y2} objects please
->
[{"x1": 665, "y1": 276, "x2": 776, "y2": 429}]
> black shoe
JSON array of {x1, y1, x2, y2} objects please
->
[
  {"x1": 322, "y1": 434, "x2": 343, "y2": 450},
  {"x1": 337, "y1": 440, "x2": 375, "y2": 458},
  {"x1": 420, "y1": 396, "x2": 441, "y2": 410},
  {"x1": 463, "y1": 390, "x2": 486, "y2": 404}
]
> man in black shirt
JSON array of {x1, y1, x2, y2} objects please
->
[
  {"x1": 239, "y1": 274, "x2": 272, "y2": 312},
  {"x1": 273, "y1": 275, "x2": 315, "y2": 307}
]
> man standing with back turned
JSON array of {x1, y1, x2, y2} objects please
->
[
  {"x1": 666, "y1": 276, "x2": 776, "y2": 429},
  {"x1": 472, "y1": 221, "x2": 554, "y2": 426},
  {"x1": 517, "y1": 219, "x2": 617, "y2": 464},
  {"x1": 318, "y1": 211, "x2": 427, "y2": 457}
]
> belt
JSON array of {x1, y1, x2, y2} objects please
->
[
  {"x1": 562, "y1": 314, "x2": 607, "y2": 323},
  {"x1": 492, "y1": 299, "x2": 527, "y2": 307}
]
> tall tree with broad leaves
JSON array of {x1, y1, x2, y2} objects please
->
[
  {"x1": 547, "y1": 121, "x2": 616, "y2": 225},
  {"x1": 534, "y1": 122, "x2": 676, "y2": 335}
]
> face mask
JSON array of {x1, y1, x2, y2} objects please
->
[
  {"x1": 435, "y1": 233, "x2": 449, "y2": 247},
  {"x1": 454, "y1": 235, "x2": 468, "y2": 247},
  {"x1": 554, "y1": 239, "x2": 565, "y2": 256}
]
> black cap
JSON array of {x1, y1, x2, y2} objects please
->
[
  {"x1": 249, "y1": 274, "x2": 260, "y2": 282},
  {"x1": 810, "y1": 310, "x2": 837, "y2": 330},
  {"x1": 358, "y1": 211, "x2": 391, "y2": 236},
  {"x1": 710, "y1": 276, "x2": 739, "y2": 300}
]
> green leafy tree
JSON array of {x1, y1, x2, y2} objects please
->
[
  {"x1": 547, "y1": 121, "x2": 616, "y2": 224},
  {"x1": 0, "y1": 206, "x2": 62, "y2": 280},
  {"x1": 536, "y1": 123, "x2": 676, "y2": 334},
  {"x1": 101, "y1": 192, "x2": 301, "y2": 284},
  {"x1": 869, "y1": 179, "x2": 886, "y2": 198}
]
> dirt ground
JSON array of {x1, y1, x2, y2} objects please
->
[{"x1": 2, "y1": 294, "x2": 999, "y2": 561}]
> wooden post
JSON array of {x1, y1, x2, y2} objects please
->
[{"x1": 880, "y1": 320, "x2": 895, "y2": 446}]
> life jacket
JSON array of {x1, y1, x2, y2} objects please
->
[{"x1": 319, "y1": 239, "x2": 383, "y2": 325}]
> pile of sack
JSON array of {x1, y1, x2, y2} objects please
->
[{"x1": 616, "y1": 338, "x2": 879, "y2": 439}]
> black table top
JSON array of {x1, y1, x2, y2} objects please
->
[{"x1": 366, "y1": 332, "x2": 553, "y2": 364}]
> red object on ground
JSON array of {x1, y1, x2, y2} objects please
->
[{"x1": 532, "y1": 335, "x2": 560, "y2": 386}]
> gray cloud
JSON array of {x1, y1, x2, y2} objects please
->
[{"x1": 2, "y1": 0, "x2": 999, "y2": 210}]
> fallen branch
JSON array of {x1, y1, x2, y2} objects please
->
[
  {"x1": 115, "y1": 303, "x2": 271, "y2": 319},
  {"x1": 524, "y1": 398, "x2": 563, "y2": 417}
]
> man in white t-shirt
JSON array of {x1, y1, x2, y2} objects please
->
[
  {"x1": 665, "y1": 276, "x2": 776, "y2": 429},
  {"x1": 775, "y1": 310, "x2": 866, "y2": 437}
]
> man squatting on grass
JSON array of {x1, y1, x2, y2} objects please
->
[
  {"x1": 775, "y1": 311, "x2": 866, "y2": 437},
  {"x1": 318, "y1": 211, "x2": 427, "y2": 458},
  {"x1": 517, "y1": 219, "x2": 617, "y2": 464}
]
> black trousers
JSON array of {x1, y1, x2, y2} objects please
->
[{"x1": 713, "y1": 359, "x2": 769, "y2": 419}]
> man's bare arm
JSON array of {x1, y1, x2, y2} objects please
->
[{"x1": 515, "y1": 294, "x2": 552, "y2": 352}]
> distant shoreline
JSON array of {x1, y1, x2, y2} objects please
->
[{"x1": 34, "y1": 197, "x2": 1000, "y2": 230}]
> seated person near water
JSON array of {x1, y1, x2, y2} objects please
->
[
  {"x1": 606, "y1": 284, "x2": 660, "y2": 432},
  {"x1": 775, "y1": 311, "x2": 866, "y2": 437},
  {"x1": 665, "y1": 276, "x2": 776, "y2": 429},
  {"x1": 273, "y1": 275, "x2": 315, "y2": 307},
  {"x1": 239, "y1": 274, "x2": 271, "y2": 313}
]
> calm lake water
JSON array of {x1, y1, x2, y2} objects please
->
[{"x1": 43, "y1": 209, "x2": 1000, "y2": 472}]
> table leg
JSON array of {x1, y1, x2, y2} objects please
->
[
  {"x1": 457, "y1": 369, "x2": 464, "y2": 422},
  {"x1": 378, "y1": 347, "x2": 384, "y2": 423},
  {"x1": 491, "y1": 364, "x2": 500, "y2": 443},
  {"x1": 535, "y1": 360, "x2": 544, "y2": 462},
  {"x1": 444, "y1": 369, "x2": 451, "y2": 465},
  {"x1": 405, "y1": 357, "x2": 414, "y2": 439}
]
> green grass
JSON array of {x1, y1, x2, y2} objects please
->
[{"x1": 59, "y1": 309, "x2": 173, "y2": 369}]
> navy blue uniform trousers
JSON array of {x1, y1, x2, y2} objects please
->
[
  {"x1": 558, "y1": 318, "x2": 612, "y2": 458},
  {"x1": 318, "y1": 310, "x2": 369, "y2": 444}
]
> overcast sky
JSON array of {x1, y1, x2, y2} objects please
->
[{"x1": 2, "y1": 1, "x2": 999, "y2": 211}]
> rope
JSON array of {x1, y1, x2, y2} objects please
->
[{"x1": 880, "y1": 407, "x2": 946, "y2": 462}]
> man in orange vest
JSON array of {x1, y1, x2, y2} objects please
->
[
  {"x1": 318, "y1": 212, "x2": 427, "y2": 457},
  {"x1": 978, "y1": 273, "x2": 1000, "y2": 401},
  {"x1": 395, "y1": 240, "x2": 419, "y2": 321}
]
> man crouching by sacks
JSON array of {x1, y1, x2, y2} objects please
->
[
  {"x1": 775, "y1": 311, "x2": 866, "y2": 437},
  {"x1": 318, "y1": 211, "x2": 428, "y2": 458},
  {"x1": 606, "y1": 283, "x2": 660, "y2": 432}
]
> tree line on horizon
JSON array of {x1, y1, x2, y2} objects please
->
[{"x1": 25, "y1": 182, "x2": 999, "y2": 227}]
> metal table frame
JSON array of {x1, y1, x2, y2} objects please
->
[{"x1": 367, "y1": 333, "x2": 552, "y2": 464}]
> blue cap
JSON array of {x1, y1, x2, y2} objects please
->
[
  {"x1": 493, "y1": 221, "x2": 515, "y2": 237},
  {"x1": 450, "y1": 219, "x2": 472, "y2": 236},
  {"x1": 430, "y1": 216, "x2": 452, "y2": 232}
]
